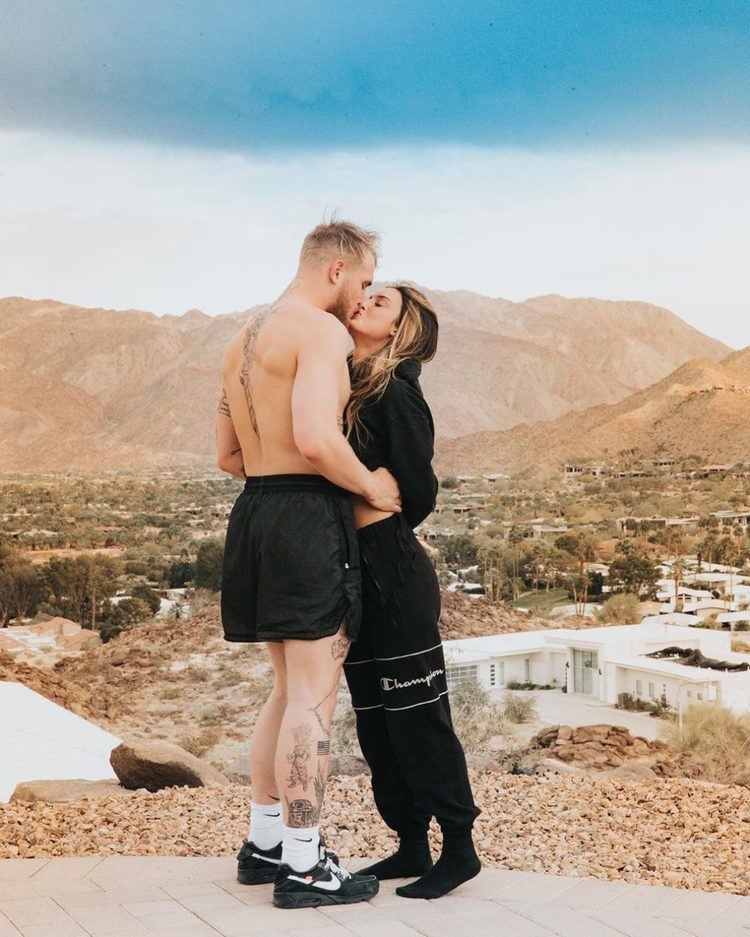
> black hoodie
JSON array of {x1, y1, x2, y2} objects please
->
[{"x1": 348, "y1": 358, "x2": 439, "y2": 528}]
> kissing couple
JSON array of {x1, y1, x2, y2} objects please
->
[{"x1": 216, "y1": 218, "x2": 481, "y2": 909}]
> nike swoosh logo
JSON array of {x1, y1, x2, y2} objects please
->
[
  {"x1": 295, "y1": 837, "x2": 313, "y2": 842},
  {"x1": 251, "y1": 853, "x2": 281, "y2": 864},
  {"x1": 288, "y1": 873, "x2": 341, "y2": 891}
]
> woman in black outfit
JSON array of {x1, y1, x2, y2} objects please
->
[{"x1": 342, "y1": 284, "x2": 481, "y2": 899}]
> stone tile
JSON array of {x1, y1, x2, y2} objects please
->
[
  {"x1": 0, "y1": 862, "x2": 49, "y2": 882},
  {"x1": 554, "y1": 878, "x2": 634, "y2": 910},
  {"x1": 648, "y1": 919, "x2": 750, "y2": 937},
  {"x1": 63, "y1": 902, "x2": 143, "y2": 936},
  {"x1": 487, "y1": 871, "x2": 582, "y2": 904},
  {"x1": 342, "y1": 921, "x2": 423, "y2": 937},
  {"x1": 55, "y1": 884, "x2": 170, "y2": 908},
  {"x1": 121, "y1": 897, "x2": 205, "y2": 929},
  {"x1": 30, "y1": 857, "x2": 106, "y2": 881},
  {"x1": 0, "y1": 898, "x2": 73, "y2": 928},
  {"x1": 163, "y1": 879, "x2": 233, "y2": 900},
  {"x1": 0, "y1": 879, "x2": 103, "y2": 900},
  {"x1": 713, "y1": 895, "x2": 750, "y2": 927},
  {"x1": 0, "y1": 919, "x2": 20, "y2": 937},
  {"x1": 14, "y1": 922, "x2": 88, "y2": 937},
  {"x1": 662, "y1": 890, "x2": 742, "y2": 922},
  {"x1": 603, "y1": 883, "x2": 685, "y2": 915},
  {"x1": 171, "y1": 891, "x2": 250, "y2": 916},
  {"x1": 199, "y1": 857, "x2": 237, "y2": 879},
  {"x1": 86, "y1": 856, "x2": 155, "y2": 882},
  {"x1": 591, "y1": 909, "x2": 694, "y2": 937},
  {"x1": 132, "y1": 857, "x2": 212, "y2": 882},
  {"x1": 400, "y1": 907, "x2": 553, "y2": 937},
  {"x1": 510, "y1": 903, "x2": 625, "y2": 936}
]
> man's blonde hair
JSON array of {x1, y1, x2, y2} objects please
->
[{"x1": 299, "y1": 217, "x2": 380, "y2": 267}]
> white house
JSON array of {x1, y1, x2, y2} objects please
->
[{"x1": 443, "y1": 622, "x2": 750, "y2": 715}]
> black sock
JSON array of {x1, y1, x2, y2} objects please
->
[
  {"x1": 396, "y1": 827, "x2": 480, "y2": 899},
  {"x1": 358, "y1": 834, "x2": 433, "y2": 880}
]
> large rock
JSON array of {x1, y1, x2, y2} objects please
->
[
  {"x1": 110, "y1": 740, "x2": 229, "y2": 792},
  {"x1": 329, "y1": 753, "x2": 371, "y2": 776},
  {"x1": 572, "y1": 724, "x2": 611, "y2": 744},
  {"x1": 10, "y1": 779, "x2": 134, "y2": 803}
]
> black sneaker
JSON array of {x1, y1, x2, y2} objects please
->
[
  {"x1": 273, "y1": 842, "x2": 380, "y2": 908},
  {"x1": 236, "y1": 839, "x2": 282, "y2": 885}
]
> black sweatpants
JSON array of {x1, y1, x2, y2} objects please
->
[{"x1": 343, "y1": 513, "x2": 480, "y2": 838}]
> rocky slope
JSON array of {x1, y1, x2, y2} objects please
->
[
  {"x1": 0, "y1": 291, "x2": 729, "y2": 470},
  {"x1": 436, "y1": 349, "x2": 750, "y2": 475}
]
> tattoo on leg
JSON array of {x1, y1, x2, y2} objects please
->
[
  {"x1": 317, "y1": 739, "x2": 330, "y2": 757},
  {"x1": 285, "y1": 797, "x2": 317, "y2": 828},
  {"x1": 286, "y1": 723, "x2": 312, "y2": 791},
  {"x1": 308, "y1": 679, "x2": 338, "y2": 739},
  {"x1": 331, "y1": 634, "x2": 350, "y2": 661},
  {"x1": 313, "y1": 761, "x2": 326, "y2": 813}
]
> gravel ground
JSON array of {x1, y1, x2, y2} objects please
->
[{"x1": 3, "y1": 772, "x2": 750, "y2": 896}]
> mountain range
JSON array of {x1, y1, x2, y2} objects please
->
[
  {"x1": 435, "y1": 349, "x2": 750, "y2": 476},
  {"x1": 0, "y1": 292, "x2": 731, "y2": 473}
]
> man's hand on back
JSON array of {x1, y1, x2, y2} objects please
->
[{"x1": 365, "y1": 467, "x2": 402, "y2": 513}]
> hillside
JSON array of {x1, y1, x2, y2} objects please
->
[
  {"x1": 0, "y1": 292, "x2": 730, "y2": 471},
  {"x1": 436, "y1": 350, "x2": 750, "y2": 475}
]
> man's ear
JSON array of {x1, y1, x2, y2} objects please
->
[{"x1": 328, "y1": 259, "x2": 345, "y2": 285}]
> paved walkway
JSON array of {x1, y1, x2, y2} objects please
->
[
  {"x1": 0, "y1": 856, "x2": 748, "y2": 936},
  {"x1": 528, "y1": 689, "x2": 667, "y2": 741}
]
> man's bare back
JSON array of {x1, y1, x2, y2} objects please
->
[{"x1": 221, "y1": 298, "x2": 351, "y2": 478}]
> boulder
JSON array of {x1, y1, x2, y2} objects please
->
[
  {"x1": 572, "y1": 724, "x2": 611, "y2": 744},
  {"x1": 10, "y1": 779, "x2": 133, "y2": 803},
  {"x1": 557, "y1": 725, "x2": 573, "y2": 742},
  {"x1": 110, "y1": 740, "x2": 229, "y2": 792},
  {"x1": 329, "y1": 753, "x2": 370, "y2": 776}
]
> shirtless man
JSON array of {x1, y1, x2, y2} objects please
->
[{"x1": 215, "y1": 220, "x2": 401, "y2": 909}]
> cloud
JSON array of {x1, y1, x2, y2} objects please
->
[{"x1": 1, "y1": 129, "x2": 748, "y2": 346}]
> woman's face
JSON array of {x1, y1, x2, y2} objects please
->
[{"x1": 348, "y1": 287, "x2": 403, "y2": 345}]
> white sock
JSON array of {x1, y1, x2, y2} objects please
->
[
  {"x1": 282, "y1": 823, "x2": 320, "y2": 872},
  {"x1": 249, "y1": 801, "x2": 282, "y2": 850}
]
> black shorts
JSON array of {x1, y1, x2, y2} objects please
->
[{"x1": 220, "y1": 474, "x2": 361, "y2": 643}]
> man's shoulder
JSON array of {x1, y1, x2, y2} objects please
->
[{"x1": 287, "y1": 303, "x2": 349, "y2": 345}]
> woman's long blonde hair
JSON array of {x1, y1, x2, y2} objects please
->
[{"x1": 345, "y1": 284, "x2": 439, "y2": 443}]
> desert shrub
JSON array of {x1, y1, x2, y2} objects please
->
[
  {"x1": 187, "y1": 587, "x2": 218, "y2": 615},
  {"x1": 159, "y1": 686, "x2": 181, "y2": 700},
  {"x1": 198, "y1": 702, "x2": 234, "y2": 726},
  {"x1": 596, "y1": 593, "x2": 641, "y2": 625},
  {"x1": 449, "y1": 678, "x2": 506, "y2": 751},
  {"x1": 213, "y1": 666, "x2": 246, "y2": 690},
  {"x1": 661, "y1": 703, "x2": 750, "y2": 787},
  {"x1": 179, "y1": 727, "x2": 223, "y2": 758},
  {"x1": 182, "y1": 664, "x2": 210, "y2": 681},
  {"x1": 502, "y1": 692, "x2": 537, "y2": 724}
]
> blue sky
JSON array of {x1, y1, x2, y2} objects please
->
[
  {"x1": 1, "y1": 1, "x2": 749, "y2": 343},
  {"x1": 3, "y1": 1, "x2": 750, "y2": 150}
]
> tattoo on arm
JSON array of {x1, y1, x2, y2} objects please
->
[
  {"x1": 217, "y1": 387, "x2": 231, "y2": 417},
  {"x1": 317, "y1": 740, "x2": 330, "y2": 757}
]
